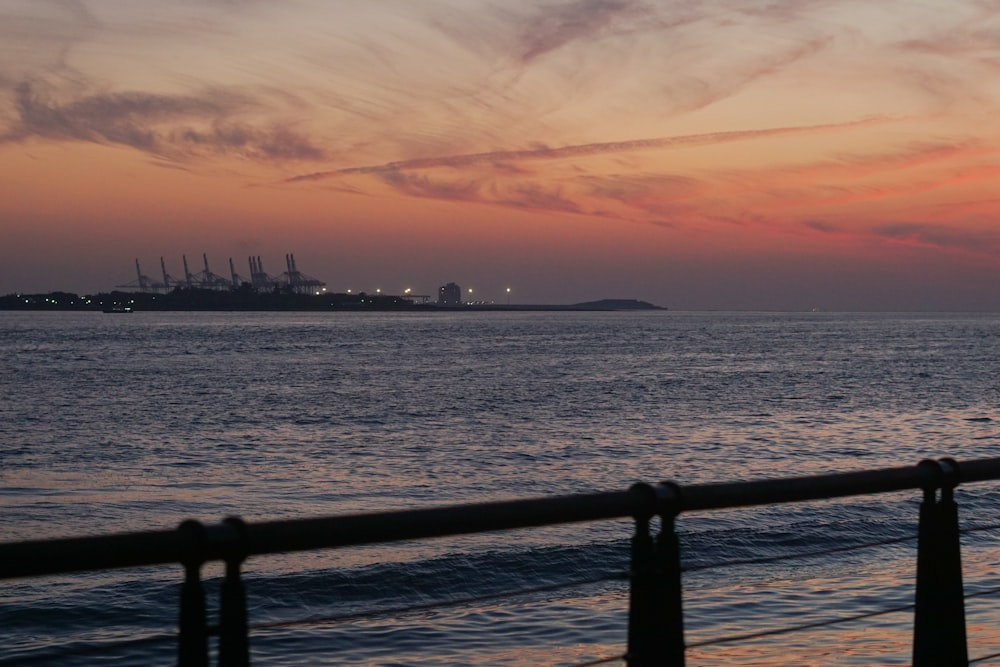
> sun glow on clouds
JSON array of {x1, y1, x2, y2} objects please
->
[{"x1": 1, "y1": 0, "x2": 999, "y2": 307}]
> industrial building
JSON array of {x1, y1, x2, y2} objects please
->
[{"x1": 437, "y1": 282, "x2": 462, "y2": 306}]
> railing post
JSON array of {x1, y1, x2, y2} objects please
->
[
  {"x1": 654, "y1": 486, "x2": 685, "y2": 666},
  {"x1": 627, "y1": 484, "x2": 658, "y2": 667},
  {"x1": 626, "y1": 482, "x2": 685, "y2": 667},
  {"x1": 219, "y1": 517, "x2": 251, "y2": 667},
  {"x1": 178, "y1": 520, "x2": 209, "y2": 667},
  {"x1": 912, "y1": 458, "x2": 968, "y2": 667}
]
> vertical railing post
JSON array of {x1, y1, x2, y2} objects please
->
[
  {"x1": 654, "y1": 486, "x2": 685, "y2": 666},
  {"x1": 626, "y1": 482, "x2": 685, "y2": 667},
  {"x1": 627, "y1": 483, "x2": 658, "y2": 667},
  {"x1": 178, "y1": 520, "x2": 210, "y2": 667},
  {"x1": 218, "y1": 517, "x2": 251, "y2": 667},
  {"x1": 912, "y1": 458, "x2": 968, "y2": 667}
]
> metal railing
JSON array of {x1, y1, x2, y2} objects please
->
[{"x1": 4, "y1": 456, "x2": 1000, "y2": 666}]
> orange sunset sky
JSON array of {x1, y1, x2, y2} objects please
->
[{"x1": 2, "y1": 0, "x2": 999, "y2": 310}]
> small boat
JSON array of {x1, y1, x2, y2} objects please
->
[{"x1": 102, "y1": 304, "x2": 133, "y2": 313}]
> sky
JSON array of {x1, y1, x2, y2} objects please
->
[{"x1": 1, "y1": 0, "x2": 999, "y2": 310}]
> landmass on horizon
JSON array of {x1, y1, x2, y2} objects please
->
[
  {"x1": 0, "y1": 289, "x2": 664, "y2": 312},
  {"x1": 0, "y1": 253, "x2": 663, "y2": 311}
]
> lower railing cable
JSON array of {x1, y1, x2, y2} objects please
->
[
  {"x1": 684, "y1": 518, "x2": 1000, "y2": 577},
  {"x1": 684, "y1": 532, "x2": 918, "y2": 574},
  {"x1": 962, "y1": 522, "x2": 1000, "y2": 535},
  {"x1": 567, "y1": 652, "x2": 627, "y2": 666},
  {"x1": 248, "y1": 570, "x2": 627, "y2": 632},
  {"x1": 0, "y1": 633, "x2": 176, "y2": 667},
  {"x1": 965, "y1": 585, "x2": 1000, "y2": 664},
  {"x1": 687, "y1": 600, "x2": 915, "y2": 650},
  {"x1": 0, "y1": 573, "x2": 627, "y2": 667}
]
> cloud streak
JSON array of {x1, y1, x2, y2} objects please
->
[
  {"x1": 288, "y1": 117, "x2": 887, "y2": 183},
  {"x1": 288, "y1": 116, "x2": 1000, "y2": 267},
  {"x1": 801, "y1": 218, "x2": 1000, "y2": 257}
]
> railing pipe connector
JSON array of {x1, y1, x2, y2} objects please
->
[
  {"x1": 628, "y1": 482, "x2": 659, "y2": 523},
  {"x1": 653, "y1": 480, "x2": 683, "y2": 519},
  {"x1": 938, "y1": 457, "x2": 962, "y2": 496},
  {"x1": 916, "y1": 458, "x2": 944, "y2": 496},
  {"x1": 177, "y1": 520, "x2": 210, "y2": 667}
]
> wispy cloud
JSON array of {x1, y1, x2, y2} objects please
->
[
  {"x1": 726, "y1": 140, "x2": 1000, "y2": 213},
  {"x1": 175, "y1": 123, "x2": 325, "y2": 161},
  {"x1": 803, "y1": 218, "x2": 1000, "y2": 256},
  {"x1": 658, "y1": 34, "x2": 832, "y2": 114},
  {"x1": 2, "y1": 81, "x2": 325, "y2": 162},
  {"x1": 7, "y1": 82, "x2": 237, "y2": 144},
  {"x1": 288, "y1": 117, "x2": 886, "y2": 183},
  {"x1": 429, "y1": 0, "x2": 661, "y2": 66},
  {"x1": 498, "y1": 183, "x2": 582, "y2": 213},
  {"x1": 0, "y1": 0, "x2": 98, "y2": 76},
  {"x1": 515, "y1": 0, "x2": 650, "y2": 63},
  {"x1": 301, "y1": 119, "x2": 1000, "y2": 262},
  {"x1": 377, "y1": 169, "x2": 484, "y2": 202}
]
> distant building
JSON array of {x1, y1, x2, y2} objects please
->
[{"x1": 437, "y1": 282, "x2": 462, "y2": 306}]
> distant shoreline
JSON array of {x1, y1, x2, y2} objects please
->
[{"x1": 0, "y1": 290, "x2": 665, "y2": 312}]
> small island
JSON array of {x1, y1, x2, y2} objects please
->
[{"x1": 570, "y1": 299, "x2": 663, "y2": 310}]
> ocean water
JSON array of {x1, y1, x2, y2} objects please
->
[{"x1": 2, "y1": 310, "x2": 1000, "y2": 665}]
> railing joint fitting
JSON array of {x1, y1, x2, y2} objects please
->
[
  {"x1": 177, "y1": 519, "x2": 208, "y2": 570},
  {"x1": 628, "y1": 482, "x2": 658, "y2": 522},
  {"x1": 937, "y1": 457, "x2": 961, "y2": 491},
  {"x1": 916, "y1": 458, "x2": 943, "y2": 496},
  {"x1": 221, "y1": 516, "x2": 250, "y2": 566},
  {"x1": 654, "y1": 481, "x2": 682, "y2": 518}
]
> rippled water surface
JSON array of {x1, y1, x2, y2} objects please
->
[{"x1": 3, "y1": 310, "x2": 1000, "y2": 664}]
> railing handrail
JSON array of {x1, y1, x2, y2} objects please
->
[{"x1": 4, "y1": 457, "x2": 1000, "y2": 581}]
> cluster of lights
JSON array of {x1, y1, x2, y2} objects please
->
[
  {"x1": 312, "y1": 285, "x2": 515, "y2": 305},
  {"x1": 335, "y1": 286, "x2": 512, "y2": 296}
]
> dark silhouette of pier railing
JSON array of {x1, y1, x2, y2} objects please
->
[{"x1": 4, "y1": 456, "x2": 1000, "y2": 666}]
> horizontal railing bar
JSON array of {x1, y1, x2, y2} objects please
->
[
  {"x1": 243, "y1": 489, "x2": 642, "y2": 557},
  {"x1": 4, "y1": 456, "x2": 1000, "y2": 580},
  {"x1": 952, "y1": 457, "x2": 1000, "y2": 485},
  {"x1": 0, "y1": 529, "x2": 181, "y2": 579},
  {"x1": 679, "y1": 464, "x2": 931, "y2": 511},
  {"x1": 0, "y1": 489, "x2": 645, "y2": 579}
]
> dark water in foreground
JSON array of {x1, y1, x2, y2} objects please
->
[{"x1": 2, "y1": 310, "x2": 1000, "y2": 665}]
